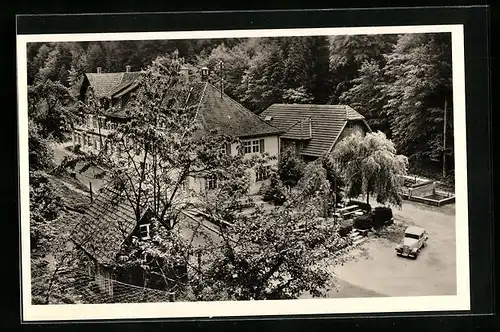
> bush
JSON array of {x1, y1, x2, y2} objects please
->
[
  {"x1": 347, "y1": 200, "x2": 372, "y2": 212},
  {"x1": 372, "y1": 207, "x2": 393, "y2": 229},
  {"x1": 338, "y1": 219, "x2": 354, "y2": 237},
  {"x1": 261, "y1": 174, "x2": 286, "y2": 206},
  {"x1": 353, "y1": 214, "x2": 372, "y2": 230}
]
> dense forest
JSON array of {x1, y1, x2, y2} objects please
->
[{"x1": 26, "y1": 33, "x2": 454, "y2": 180}]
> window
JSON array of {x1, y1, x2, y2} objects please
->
[
  {"x1": 404, "y1": 233, "x2": 420, "y2": 240},
  {"x1": 87, "y1": 135, "x2": 92, "y2": 147},
  {"x1": 205, "y1": 176, "x2": 218, "y2": 190},
  {"x1": 88, "y1": 115, "x2": 93, "y2": 128},
  {"x1": 252, "y1": 140, "x2": 260, "y2": 153},
  {"x1": 256, "y1": 166, "x2": 271, "y2": 182},
  {"x1": 94, "y1": 139, "x2": 99, "y2": 150},
  {"x1": 220, "y1": 143, "x2": 230, "y2": 155},
  {"x1": 242, "y1": 139, "x2": 265, "y2": 154},
  {"x1": 139, "y1": 224, "x2": 151, "y2": 240}
]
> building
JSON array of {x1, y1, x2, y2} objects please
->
[
  {"x1": 260, "y1": 104, "x2": 371, "y2": 162},
  {"x1": 70, "y1": 178, "x2": 183, "y2": 298},
  {"x1": 72, "y1": 64, "x2": 281, "y2": 196}
]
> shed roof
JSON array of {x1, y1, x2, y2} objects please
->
[{"x1": 260, "y1": 104, "x2": 367, "y2": 157}]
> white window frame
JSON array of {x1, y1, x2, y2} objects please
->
[
  {"x1": 243, "y1": 139, "x2": 264, "y2": 154},
  {"x1": 242, "y1": 140, "x2": 252, "y2": 154},
  {"x1": 251, "y1": 140, "x2": 260, "y2": 153},
  {"x1": 139, "y1": 224, "x2": 151, "y2": 240}
]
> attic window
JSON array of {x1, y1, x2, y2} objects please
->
[
  {"x1": 264, "y1": 116, "x2": 273, "y2": 121},
  {"x1": 139, "y1": 224, "x2": 151, "y2": 240}
]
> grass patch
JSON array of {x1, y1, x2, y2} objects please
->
[{"x1": 372, "y1": 222, "x2": 408, "y2": 244}]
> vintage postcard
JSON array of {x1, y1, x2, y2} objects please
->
[{"x1": 17, "y1": 23, "x2": 469, "y2": 321}]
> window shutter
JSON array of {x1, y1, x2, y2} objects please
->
[{"x1": 259, "y1": 139, "x2": 265, "y2": 153}]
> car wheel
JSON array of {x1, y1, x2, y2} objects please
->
[{"x1": 422, "y1": 242, "x2": 426, "y2": 248}]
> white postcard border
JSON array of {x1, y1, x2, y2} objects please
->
[{"x1": 17, "y1": 24, "x2": 469, "y2": 322}]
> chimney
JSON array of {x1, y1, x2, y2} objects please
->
[
  {"x1": 96, "y1": 67, "x2": 102, "y2": 74},
  {"x1": 125, "y1": 65, "x2": 131, "y2": 73},
  {"x1": 201, "y1": 66, "x2": 209, "y2": 82}
]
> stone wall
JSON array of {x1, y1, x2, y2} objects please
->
[{"x1": 408, "y1": 180, "x2": 436, "y2": 198}]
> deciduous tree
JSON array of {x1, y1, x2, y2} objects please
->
[{"x1": 331, "y1": 131, "x2": 408, "y2": 207}]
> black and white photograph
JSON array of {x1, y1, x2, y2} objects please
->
[{"x1": 17, "y1": 23, "x2": 470, "y2": 321}]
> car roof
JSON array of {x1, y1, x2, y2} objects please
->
[{"x1": 405, "y1": 226, "x2": 425, "y2": 235}]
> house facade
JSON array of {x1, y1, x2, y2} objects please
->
[{"x1": 260, "y1": 104, "x2": 371, "y2": 162}]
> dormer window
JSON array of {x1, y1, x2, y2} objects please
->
[
  {"x1": 139, "y1": 224, "x2": 151, "y2": 240},
  {"x1": 264, "y1": 116, "x2": 273, "y2": 121}
]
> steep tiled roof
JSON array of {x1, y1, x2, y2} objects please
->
[
  {"x1": 281, "y1": 118, "x2": 312, "y2": 140},
  {"x1": 85, "y1": 73, "x2": 125, "y2": 99},
  {"x1": 110, "y1": 72, "x2": 143, "y2": 97},
  {"x1": 70, "y1": 180, "x2": 139, "y2": 265},
  {"x1": 84, "y1": 68, "x2": 280, "y2": 138},
  {"x1": 260, "y1": 104, "x2": 366, "y2": 157},
  {"x1": 196, "y1": 83, "x2": 281, "y2": 138}
]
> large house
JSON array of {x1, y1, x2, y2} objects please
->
[
  {"x1": 260, "y1": 104, "x2": 371, "y2": 162},
  {"x1": 72, "y1": 65, "x2": 281, "y2": 195}
]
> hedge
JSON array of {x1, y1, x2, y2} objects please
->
[
  {"x1": 353, "y1": 214, "x2": 372, "y2": 230},
  {"x1": 347, "y1": 200, "x2": 372, "y2": 212},
  {"x1": 372, "y1": 207, "x2": 393, "y2": 229}
]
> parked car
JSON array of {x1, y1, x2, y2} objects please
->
[{"x1": 395, "y1": 226, "x2": 428, "y2": 259}]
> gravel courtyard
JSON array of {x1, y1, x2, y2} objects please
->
[{"x1": 327, "y1": 201, "x2": 457, "y2": 298}]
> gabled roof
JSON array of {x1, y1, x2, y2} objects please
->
[
  {"x1": 70, "y1": 179, "x2": 140, "y2": 265},
  {"x1": 84, "y1": 71, "x2": 142, "y2": 99},
  {"x1": 195, "y1": 83, "x2": 281, "y2": 138},
  {"x1": 260, "y1": 104, "x2": 367, "y2": 157}
]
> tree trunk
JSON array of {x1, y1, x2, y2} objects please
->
[{"x1": 366, "y1": 191, "x2": 370, "y2": 205}]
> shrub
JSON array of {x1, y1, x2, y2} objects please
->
[
  {"x1": 261, "y1": 173, "x2": 286, "y2": 206},
  {"x1": 338, "y1": 218, "x2": 354, "y2": 237},
  {"x1": 353, "y1": 214, "x2": 372, "y2": 230},
  {"x1": 347, "y1": 200, "x2": 372, "y2": 212},
  {"x1": 372, "y1": 207, "x2": 393, "y2": 229}
]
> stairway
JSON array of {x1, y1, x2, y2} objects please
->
[{"x1": 349, "y1": 229, "x2": 367, "y2": 246}]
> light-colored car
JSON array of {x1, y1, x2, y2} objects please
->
[{"x1": 395, "y1": 226, "x2": 428, "y2": 259}]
